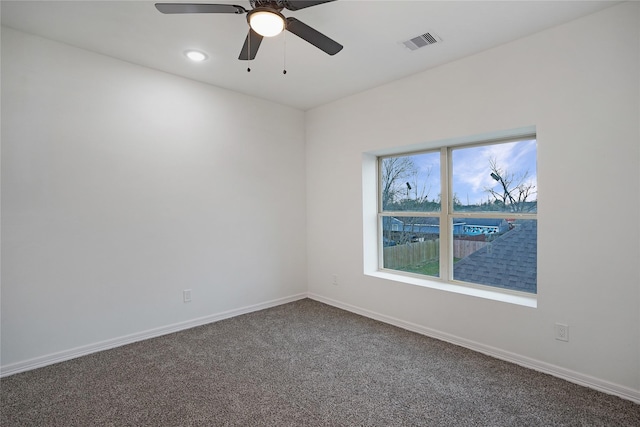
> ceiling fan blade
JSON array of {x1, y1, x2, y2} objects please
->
[
  {"x1": 155, "y1": 3, "x2": 247, "y2": 14},
  {"x1": 282, "y1": 0, "x2": 336, "y2": 11},
  {"x1": 285, "y1": 17, "x2": 343, "y2": 56},
  {"x1": 238, "y1": 29, "x2": 264, "y2": 60}
]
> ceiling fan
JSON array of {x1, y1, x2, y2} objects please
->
[{"x1": 155, "y1": 1, "x2": 343, "y2": 60}]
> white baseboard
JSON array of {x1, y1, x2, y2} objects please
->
[
  {"x1": 0, "y1": 293, "x2": 307, "y2": 378},
  {"x1": 308, "y1": 293, "x2": 640, "y2": 404}
]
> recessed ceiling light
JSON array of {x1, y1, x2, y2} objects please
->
[{"x1": 184, "y1": 50, "x2": 208, "y2": 62}]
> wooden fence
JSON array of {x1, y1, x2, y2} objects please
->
[
  {"x1": 383, "y1": 240, "x2": 439, "y2": 269},
  {"x1": 454, "y1": 239, "x2": 487, "y2": 259},
  {"x1": 383, "y1": 239, "x2": 487, "y2": 269}
]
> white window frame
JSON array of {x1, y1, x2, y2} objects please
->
[{"x1": 374, "y1": 134, "x2": 537, "y2": 306}]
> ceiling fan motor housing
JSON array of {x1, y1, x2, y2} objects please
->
[
  {"x1": 251, "y1": 0, "x2": 284, "y2": 11},
  {"x1": 251, "y1": 0, "x2": 334, "y2": 12}
]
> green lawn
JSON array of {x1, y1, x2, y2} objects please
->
[
  {"x1": 393, "y1": 258, "x2": 462, "y2": 277},
  {"x1": 395, "y1": 260, "x2": 439, "y2": 276}
]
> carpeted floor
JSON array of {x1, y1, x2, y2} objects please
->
[{"x1": 2, "y1": 298, "x2": 639, "y2": 426}]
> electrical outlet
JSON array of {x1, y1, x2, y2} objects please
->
[
  {"x1": 555, "y1": 323, "x2": 569, "y2": 342},
  {"x1": 332, "y1": 274, "x2": 338, "y2": 286},
  {"x1": 183, "y1": 289, "x2": 192, "y2": 303}
]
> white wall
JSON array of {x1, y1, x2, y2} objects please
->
[
  {"x1": 1, "y1": 28, "x2": 307, "y2": 370},
  {"x1": 306, "y1": 2, "x2": 639, "y2": 400}
]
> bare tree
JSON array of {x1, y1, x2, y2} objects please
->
[
  {"x1": 485, "y1": 158, "x2": 537, "y2": 212},
  {"x1": 408, "y1": 166, "x2": 433, "y2": 205},
  {"x1": 381, "y1": 156, "x2": 417, "y2": 209}
]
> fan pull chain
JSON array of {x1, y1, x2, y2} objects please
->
[
  {"x1": 247, "y1": 30, "x2": 251, "y2": 72},
  {"x1": 283, "y1": 30, "x2": 287, "y2": 75}
]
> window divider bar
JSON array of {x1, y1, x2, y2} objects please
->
[{"x1": 440, "y1": 147, "x2": 451, "y2": 281}]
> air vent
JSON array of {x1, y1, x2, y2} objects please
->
[{"x1": 402, "y1": 32, "x2": 442, "y2": 51}]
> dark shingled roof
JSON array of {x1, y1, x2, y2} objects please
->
[{"x1": 453, "y1": 220, "x2": 537, "y2": 293}]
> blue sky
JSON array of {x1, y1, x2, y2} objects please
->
[{"x1": 409, "y1": 139, "x2": 537, "y2": 205}]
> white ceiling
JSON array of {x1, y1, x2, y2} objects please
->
[{"x1": 1, "y1": 0, "x2": 619, "y2": 110}]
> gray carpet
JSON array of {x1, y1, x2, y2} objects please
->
[{"x1": 2, "y1": 299, "x2": 639, "y2": 426}]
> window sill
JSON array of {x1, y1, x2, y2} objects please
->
[{"x1": 366, "y1": 270, "x2": 537, "y2": 308}]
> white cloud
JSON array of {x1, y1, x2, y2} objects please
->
[{"x1": 453, "y1": 140, "x2": 537, "y2": 204}]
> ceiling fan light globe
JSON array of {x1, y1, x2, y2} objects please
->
[{"x1": 249, "y1": 10, "x2": 285, "y2": 37}]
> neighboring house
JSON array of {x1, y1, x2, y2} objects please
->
[
  {"x1": 458, "y1": 218, "x2": 510, "y2": 236},
  {"x1": 383, "y1": 217, "x2": 405, "y2": 232},
  {"x1": 453, "y1": 220, "x2": 537, "y2": 293},
  {"x1": 382, "y1": 217, "x2": 508, "y2": 237},
  {"x1": 401, "y1": 217, "x2": 442, "y2": 234}
]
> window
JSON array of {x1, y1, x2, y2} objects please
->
[{"x1": 378, "y1": 136, "x2": 537, "y2": 295}]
